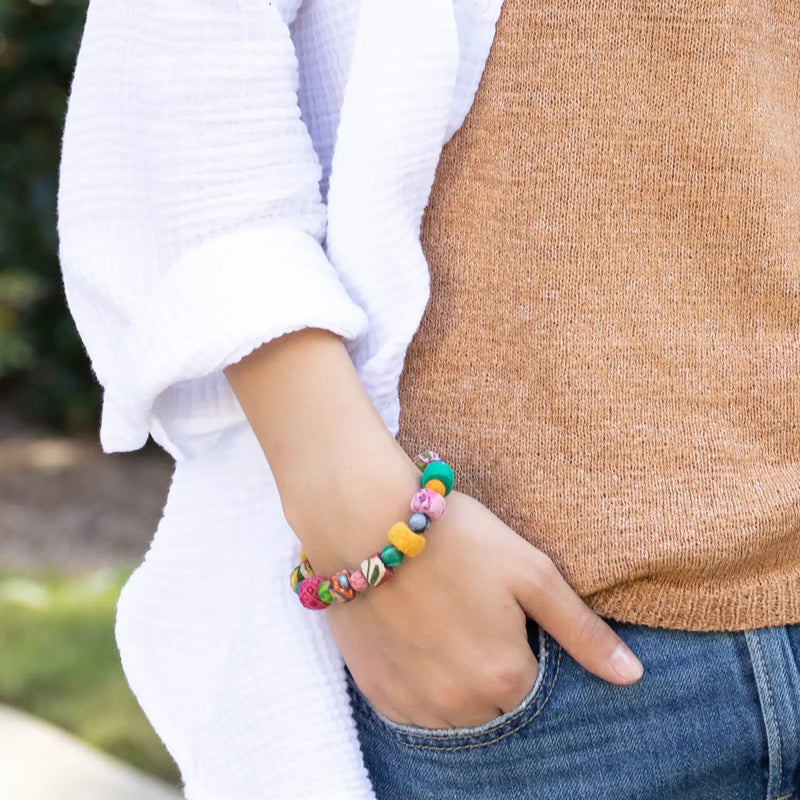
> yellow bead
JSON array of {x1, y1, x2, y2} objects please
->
[
  {"x1": 387, "y1": 521, "x2": 426, "y2": 557},
  {"x1": 424, "y1": 478, "x2": 446, "y2": 496},
  {"x1": 300, "y1": 550, "x2": 308, "y2": 563}
]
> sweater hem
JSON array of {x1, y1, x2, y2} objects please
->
[{"x1": 585, "y1": 570, "x2": 800, "y2": 632}]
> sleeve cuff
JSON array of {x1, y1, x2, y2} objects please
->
[{"x1": 99, "y1": 225, "x2": 369, "y2": 458}]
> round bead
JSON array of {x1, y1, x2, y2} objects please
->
[
  {"x1": 290, "y1": 561, "x2": 315, "y2": 592},
  {"x1": 408, "y1": 512, "x2": 430, "y2": 533},
  {"x1": 421, "y1": 460, "x2": 454, "y2": 495},
  {"x1": 317, "y1": 580, "x2": 335, "y2": 604},
  {"x1": 297, "y1": 576, "x2": 328, "y2": 610},
  {"x1": 349, "y1": 569, "x2": 369, "y2": 593},
  {"x1": 387, "y1": 521, "x2": 426, "y2": 557},
  {"x1": 413, "y1": 450, "x2": 441, "y2": 472},
  {"x1": 424, "y1": 478, "x2": 446, "y2": 496},
  {"x1": 380, "y1": 544, "x2": 405, "y2": 567},
  {"x1": 360, "y1": 554, "x2": 396, "y2": 587},
  {"x1": 410, "y1": 488, "x2": 447, "y2": 520},
  {"x1": 329, "y1": 570, "x2": 356, "y2": 602}
]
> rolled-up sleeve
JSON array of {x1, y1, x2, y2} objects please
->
[{"x1": 57, "y1": 0, "x2": 369, "y2": 459}]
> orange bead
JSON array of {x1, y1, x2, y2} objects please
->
[{"x1": 424, "y1": 478, "x2": 446, "y2": 496}]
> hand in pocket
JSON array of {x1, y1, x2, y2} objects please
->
[{"x1": 326, "y1": 489, "x2": 644, "y2": 730}]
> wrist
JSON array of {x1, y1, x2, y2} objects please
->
[{"x1": 284, "y1": 443, "x2": 422, "y2": 577}]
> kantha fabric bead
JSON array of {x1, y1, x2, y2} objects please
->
[
  {"x1": 387, "y1": 521, "x2": 426, "y2": 557},
  {"x1": 380, "y1": 544, "x2": 404, "y2": 567},
  {"x1": 421, "y1": 460, "x2": 454, "y2": 495},
  {"x1": 349, "y1": 569, "x2": 369, "y2": 593},
  {"x1": 413, "y1": 450, "x2": 441, "y2": 471},
  {"x1": 411, "y1": 488, "x2": 447, "y2": 520},
  {"x1": 317, "y1": 580, "x2": 335, "y2": 605},
  {"x1": 290, "y1": 561, "x2": 315, "y2": 592},
  {"x1": 361, "y1": 554, "x2": 395, "y2": 586},
  {"x1": 298, "y1": 576, "x2": 329, "y2": 610},
  {"x1": 330, "y1": 570, "x2": 356, "y2": 602},
  {"x1": 424, "y1": 478, "x2": 446, "y2": 496},
  {"x1": 408, "y1": 512, "x2": 430, "y2": 532}
]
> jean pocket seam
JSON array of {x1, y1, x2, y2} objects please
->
[
  {"x1": 390, "y1": 634, "x2": 563, "y2": 752},
  {"x1": 401, "y1": 643, "x2": 563, "y2": 752}
]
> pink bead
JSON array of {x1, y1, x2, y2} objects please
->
[
  {"x1": 410, "y1": 488, "x2": 446, "y2": 520},
  {"x1": 297, "y1": 576, "x2": 329, "y2": 610},
  {"x1": 349, "y1": 569, "x2": 369, "y2": 593}
]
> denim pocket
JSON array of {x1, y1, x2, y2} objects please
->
[{"x1": 345, "y1": 618, "x2": 563, "y2": 751}]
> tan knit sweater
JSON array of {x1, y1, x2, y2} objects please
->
[{"x1": 396, "y1": 0, "x2": 800, "y2": 631}]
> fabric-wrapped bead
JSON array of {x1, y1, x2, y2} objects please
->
[
  {"x1": 387, "y1": 521, "x2": 426, "y2": 557},
  {"x1": 329, "y1": 570, "x2": 356, "y2": 603},
  {"x1": 408, "y1": 512, "x2": 430, "y2": 533},
  {"x1": 297, "y1": 576, "x2": 328, "y2": 610},
  {"x1": 360, "y1": 554, "x2": 396, "y2": 587},
  {"x1": 380, "y1": 544, "x2": 404, "y2": 567},
  {"x1": 349, "y1": 569, "x2": 369, "y2": 593},
  {"x1": 413, "y1": 450, "x2": 441, "y2": 472},
  {"x1": 290, "y1": 561, "x2": 315, "y2": 593},
  {"x1": 410, "y1": 488, "x2": 447, "y2": 520},
  {"x1": 421, "y1": 460, "x2": 454, "y2": 495}
]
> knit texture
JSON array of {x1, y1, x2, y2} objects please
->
[{"x1": 397, "y1": 0, "x2": 800, "y2": 631}]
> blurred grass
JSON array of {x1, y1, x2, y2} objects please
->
[{"x1": 0, "y1": 567, "x2": 180, "y2": 786}]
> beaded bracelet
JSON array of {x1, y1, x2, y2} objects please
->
[{"x1": 290, "y1": 450, "x2": 454, "y2": 610}]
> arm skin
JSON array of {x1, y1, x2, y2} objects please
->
[{"x1": 224, "y1": 327, "x2": 422, "y2": 576}]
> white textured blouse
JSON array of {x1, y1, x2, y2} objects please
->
[{"x1": 58, "y1": 0, "x2": 503, "y2": 796}]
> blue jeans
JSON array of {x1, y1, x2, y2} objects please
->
[{"x1": 345, "y1": 617, "x2": 800, "y2": 799}]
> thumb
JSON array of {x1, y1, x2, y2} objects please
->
[{"x1": 512, "y1": 547, "x2": 644, "y2": 685}]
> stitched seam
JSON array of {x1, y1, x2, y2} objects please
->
[
  {"x1": 755, "y1": 630, "x2": 784, "y2": 798},
  {"x1": 400, "y1": 642, "x2": 564, "y2": 752},
  {"x1": 376, "y1": 628, "x2": 550, "y2": 739},
  {"x1": 772, "y1": 794, "x2": 794, "y2": 800}
]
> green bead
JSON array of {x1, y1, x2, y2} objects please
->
[
  {"x1": 380, "y1": 545, "x2": 405, "y2": 567},
  {"x1": 421, "y1": 460, "x2": 454, "y2": 495},
  {"x1": 317, "y1": 580, "x2": 334, "y2": 604}
]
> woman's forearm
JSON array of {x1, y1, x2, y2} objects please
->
[{"x1": 224, "y1": 327, "x2": 420, "y2": 573}]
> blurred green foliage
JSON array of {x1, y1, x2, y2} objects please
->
[
  {"x1": 0, "y1": 0, "x2": 100, "y2": 430},
  {"x1": 0, "y1": 568, "x2": 181, "y2": 785}
]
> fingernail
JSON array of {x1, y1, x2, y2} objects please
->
[{"x1": 611, "y1": 643, "x2": 644, "y2": 682}]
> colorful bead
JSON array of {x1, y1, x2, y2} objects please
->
[
  {"x1": 387, "y1": 521, "x2": 426, "y2": 557},
  {"x1": 424, "y1": 478, "x2": 446, "y2": 496},
  {"x1": 421, "y1": 460, "x2": 454, "y2": 495},
  {"x1": 298, "y1": 576, "x2": 329, "y2": 610},
  {"x1": 329, "y1": 570, "x2": 356, "y2": 602},
  {"x1": 380, "y1": 544, "x2": 404, "y2": 567},
  {"x1": 413, "y1": 450, "x2": 441, "y2": 471},
  {"x1": 361, "y1": 554, "x2": 396, "y2": 587},
  {"x1": 410, "y1": 488, "x2": 447, "y2": 520},
  {"x1": 290, "y1": 561, "x2": 315, "y2": 592},
  {"x1": 317, "y1": 580, "x2": 335, "y2": 604},
  {"x1": 408, "y1": 512, "x2": 430, "y2": 532},
  {"x1": 349, "y1": 569, "x2": 369, "y2": 593},
  {"x1": 292, "y1": 450, "x2": 452, "y2": 609}
]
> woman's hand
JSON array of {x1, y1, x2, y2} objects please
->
[
  {"x1": 325, "y1": 488, "x2": 644, "y2": 729},
  {"x1": 225, "y1": 327, "x2": 643, "y2": 730}
]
